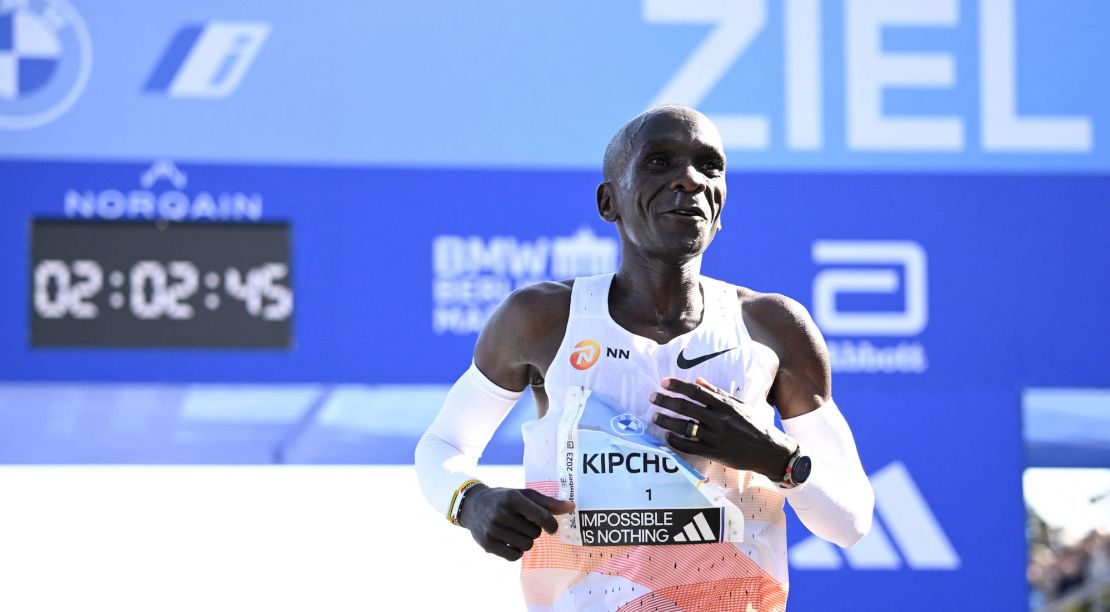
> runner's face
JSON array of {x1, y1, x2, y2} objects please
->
[{"x1": 610, "y1": 111, "x2": 727, "y2": 260}]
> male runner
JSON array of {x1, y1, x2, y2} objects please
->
[{"x1": 416, "y1": 105, "x2": 873, "y2": 611}]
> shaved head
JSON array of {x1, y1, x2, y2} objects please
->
[
  {"x1": 602, "y1": 104, "x2": 715, "y2": 183},
  {"x1": 595, "y1": 103, "x2": 728, "y2": 260}
]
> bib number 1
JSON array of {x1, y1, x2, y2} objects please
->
[{"x1": 556, "y1": 386, "x2": 744, "y2": 547}]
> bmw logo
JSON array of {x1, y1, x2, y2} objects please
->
[
  {"x1": 611, "y1": 413, "x2": 646, "y2": 436},
  {"x1": 0, "y1": 0, "x2": 92, "y2": 129}
]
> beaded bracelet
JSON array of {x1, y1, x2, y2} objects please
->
[{"x1": 447, "y1": 479, "x2": 482, "y2": 526}]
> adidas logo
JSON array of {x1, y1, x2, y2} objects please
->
[
  {"x1": 789, "y1": 462, "x2": 959, "y2": 570},
  {"x1": 671, "y1": 511, "x2": 717, "y2": 543}
]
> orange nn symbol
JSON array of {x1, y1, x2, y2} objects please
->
[{"x1": 570, "y1": 339, "x2": 600, "y2": 370}]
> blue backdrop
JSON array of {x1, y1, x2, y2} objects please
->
[{"x1": 2, "y1": 1, "x2": 1109, "y2": 610}]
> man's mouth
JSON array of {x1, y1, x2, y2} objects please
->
[{"x1": 666, "y1": 207, "x2": 707, "y2": 219}]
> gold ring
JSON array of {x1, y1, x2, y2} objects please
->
[{"x1": 685, "y1": 420, "x2": 699, "y2": 439}]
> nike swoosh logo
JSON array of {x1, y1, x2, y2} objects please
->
[{"x1": 676, "y1": 347, "x2": 737, "y2": 369}]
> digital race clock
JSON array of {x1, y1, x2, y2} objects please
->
[{"x1": 30, "y1": 220, "x2": 292, "y2": 348}]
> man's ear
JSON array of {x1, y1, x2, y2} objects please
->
[{"x1": 597, "y1": 182, "x2": 619, "y2": 222}]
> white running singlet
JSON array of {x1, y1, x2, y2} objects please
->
[{"x1": 521, "y1": 273, "x2": 789, "y2": 612}]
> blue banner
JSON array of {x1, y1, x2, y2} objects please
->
[
  {"x1": 2, "y1": 158, "x2": 1109, "y2": 608},
  {"x1": 2, "y1": 0, "x2": 1108, "y2": 171}
]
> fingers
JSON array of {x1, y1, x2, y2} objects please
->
[
  {"x1": 666, "y1": 432, "x2": 700, "y2": 454},
  {"x1": 661, "y1": 377, "x2": 722, "y2": 407},
  {"x1": 501, "y1": 512, "x2": 543, "y2": 541},
  {"x1": 519, "y1": 489, "x2": 570, "y2": 534},
  {"x1": 695, "y1": 376, "x2": 725, "y2": 395},
  {"x1": 466, "y1": 488, "x2": 566, "y2": 562},
  {"x1": 487, "y1": 524, "x2": 534, "y2": 555},
  {"x1": 476, "y1": 506, "x2": 542, "y2": 562},
  {"x1": 526, "y1": 490, "x2": 577, "y2": 515},
  {"x1": 653, "y1": 412, "x2": 700, "y2": 438},
  {"x1": 649, "y1": 391, "x2": 712, "y2": 421},
  {"x1": 479, "y1": 532, "x2": 524, "y2": 561},
  {"x1": 522, "y1": 489, "x2": 575, "y2": 514}
]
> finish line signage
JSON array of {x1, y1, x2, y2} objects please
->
[{"x1": 2, "y1": 0, "x2": 1106, "y2": 172}]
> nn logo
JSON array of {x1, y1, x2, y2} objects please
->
[
  {"x1": 789, "y1": 462, "x2": 959, "y2": 570},
  {"x1": 145, "y1": 21, "x2": 270, "y2": 98},
  {"x1": 569, "y1": 340, "x2": 630, "y2": 371},
  {"x1": 570, "y1": 340, "x2": 600, "y2": 370}
]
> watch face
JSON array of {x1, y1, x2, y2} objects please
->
[{"x1": 793, "y1": 456, "x2": 813, "y2": 484}]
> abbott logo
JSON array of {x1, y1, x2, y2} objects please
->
[
  {"x1": 790, "y1": 462, "x2": 959, "y2": 570},
  {"x1": 812, "y1": 241, "x2": 927, "y2": 336},
  {"x1": 145, "y1": 21, "x2": 270, "y2": 98},
  {"x1": 812, "y1": 241, "x2": 928, "y2": 373}
]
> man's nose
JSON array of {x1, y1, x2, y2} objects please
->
[{"x1": 670, "y1": 165, "x2": 708, "y2": 193}]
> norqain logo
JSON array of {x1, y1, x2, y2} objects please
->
[
  {"x1": 63, "y1": 160, "x2": 263, "y2": 222},
  {"x1": 811, "y1": 240, "x2": 928, "y2": 374}
]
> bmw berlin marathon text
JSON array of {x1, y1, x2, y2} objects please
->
[{"x1": 432, "y1": 228, "x2": 617, "y2": 335}]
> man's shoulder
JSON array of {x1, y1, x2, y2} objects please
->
[
  {"x1": 730, "y1": 285, "x2": 831, "y2": 409},
  {"x1": 728, "y1": 285, "x2": 825, "y2": 362},
  {"x1": 483, "y1": 280, "x2": 573, "y2": 344},
  {"x1": 475, "y1": 280, "x2": 574, "y2": 383},
  {"x1": 733, "y1": 287, "x2": 813, "y2": 330},
  {"x1": 502, "y1": 279, "x2": 574, "y2": 322},
  {"x1": 704, "y1": 275, "x2": 801, "y2": 315}
]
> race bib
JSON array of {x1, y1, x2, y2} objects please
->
[{"x1": 556, "y1": 387, "x2": 744, "y2": 546}]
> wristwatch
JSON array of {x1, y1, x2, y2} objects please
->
[{"x1": 777, "y1": 445, "x2": 812, "y2": 489}]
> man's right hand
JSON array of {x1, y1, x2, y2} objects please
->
[{"x1": 458, "y1": 486, "x2": 575, "y2": 561}]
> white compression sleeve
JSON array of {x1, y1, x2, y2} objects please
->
[
  {"x1": 780, "y1": 400, "x2": 874, "y2": 548},
  {"x1": 414, "y1": 363, "x2": 523, "y2": 518}
]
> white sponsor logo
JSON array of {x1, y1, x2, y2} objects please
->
[
  {"x1": 0, "y1": 0, "x2": 93, "y2": 129},
  {"x1": 611, "y1": 413, "x2": 646, "y2": 436},
  {"x1": 432, "y1": 227, "x2": 617, "y2": 335},
  {"x1": 148, "y1": 21, "x2": 270, "y2": 99},
  {"x1": 644, "y1": 0, "x2": 1092, "y2": 153},
  {"x1": 812, "y1": 240, "x2": 928, "y2": 374},
  {"x1": 63, "y1": 160, "x2": 263, "y2": 221},
  {"x1": 671, "y1": 511, "x2": 717, "y2": 543},
  {"x1": 789, "y1": 462, "x2": 959, "y2": 570}
]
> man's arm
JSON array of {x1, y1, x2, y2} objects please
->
[
  {"x1": 750, "y1": 293, "x2": 831, "y2": 420},
  {"x1": 752, "y1": 294, "x2": 873, "y2": 547},
  {"x1": 650, "y1": 292, "x2": 873, "y2": 548},
  {"x1": 414, "y1": 282, "x2": 574, "y2": 562}
]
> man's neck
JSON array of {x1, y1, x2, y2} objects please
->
[{"x1": 609, "y1": 251, "x2": 704, "y2": 340}]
